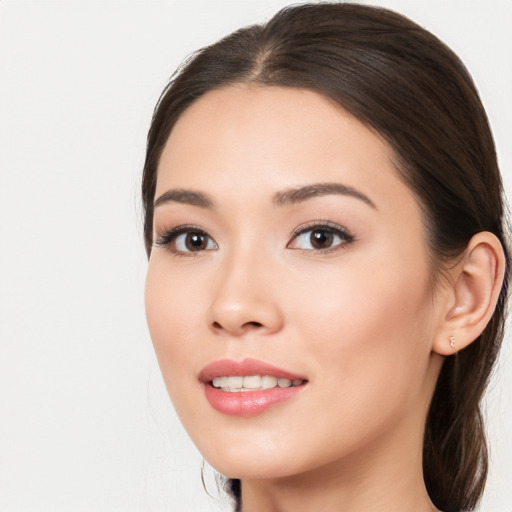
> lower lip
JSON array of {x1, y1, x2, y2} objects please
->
[{"x1": 204, "y1": 384, "x2": 305, "y2": 417}]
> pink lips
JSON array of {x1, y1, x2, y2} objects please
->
[{"x1": 199, "y1": 358, "x2": 307, "y2": 417}]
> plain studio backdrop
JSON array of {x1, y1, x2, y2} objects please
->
[{"x1": 0, "y1": 1, "x2": 510, "y2": 511}]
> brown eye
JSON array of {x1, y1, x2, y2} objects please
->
[
  {"x1": 288, "y1": 222, "x2": 354, "y2": 252},
  {"x1": 155, "y1": 227, "x2": 218, "y2": 254},
  {"x1": 310, "y1": 229, "x2": 334, "y2": 249},
  {"x1": 185, "y1": 232, "x2": 208, "y2": 251}
]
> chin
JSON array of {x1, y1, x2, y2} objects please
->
[
  {"x1": 196, "y1": 432, "x2": 337, "y2": 482},
  {"x1": 209, "y1": 457, "x2": 301, "y2": 481},
  {"x1": 191, "y1": 431, "x2": 302, "y2": 480}
]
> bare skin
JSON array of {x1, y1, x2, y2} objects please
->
[{"x1": 145, "y1": 85, "x2": 504, "y2": 512}]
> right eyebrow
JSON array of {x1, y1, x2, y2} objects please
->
[{"x1": 153, "y1": 189, "x2": 215, "y2": 209}]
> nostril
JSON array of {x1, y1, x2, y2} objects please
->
[
  {"x1": 211, "y1": 320, "x2": 263, "y2": 331},
  {"x1": 245, "y1": 321, "x2": 263, "y2": 329}
]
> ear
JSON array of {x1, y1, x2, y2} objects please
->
[{"x1": 432, "y1": 231, "x2": 506, "y2": 356}]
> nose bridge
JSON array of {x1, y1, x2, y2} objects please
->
[{"x1": 207, "y1": 242, "x2": 283, "y2": 336}]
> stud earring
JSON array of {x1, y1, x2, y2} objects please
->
[{"x1": 449, "y1": 336, "x2": 455, "y2": 349}]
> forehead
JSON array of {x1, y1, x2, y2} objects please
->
[{"x1": 155, "y1": 85, "x2": 415, "y2": 215}]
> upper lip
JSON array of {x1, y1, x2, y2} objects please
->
[{"x1": 198, "y1": 358, "x2": 307, "y2": 383}]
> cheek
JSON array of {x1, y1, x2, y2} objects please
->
[
  {"x1": 144, "y1": 261, "x2": 202, "y2": 388},
  {"x1": 288, "y1": 254, "x2": 434, "y2": 406},
  {"x1": 144, "y1": 261, "x2": 216, "y2": 437},
  {"x1": 291, "y1": 255, "x2": 431, "y2": 334},
  {"x1": 270, "y1": 263, "x2": 434, "y2": 467},
  {"x1": 145, "y1": 256, "x2": 208, "y2": 331}
]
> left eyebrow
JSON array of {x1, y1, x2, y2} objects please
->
[{"x1": 272, "y1": 182, "x2": 377, "y2": 209}]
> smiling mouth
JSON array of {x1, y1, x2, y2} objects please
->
[
  {"x1": 200, "y1": 358, "x2": 308, "y2": 416},
  {"x1": 211, "y1": 375, "x2": 306, "y2": 392}
]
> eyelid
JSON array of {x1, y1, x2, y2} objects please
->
[
  {"x1": 154, "y1": 224, "x2": 218, "y2": 253},
  {"x1": 288, "y1": 220, "x2": 355, "y2": 251},
  {"x1": 289, "y1": 220, "x2": 352, "y2": 239},
  {"x1": 154, "y1": 221, "x2": 353, "y2": 254}
]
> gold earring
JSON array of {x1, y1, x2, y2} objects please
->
[{"x1": 449, "y1": 336, "x2": 455, "y2": 349}]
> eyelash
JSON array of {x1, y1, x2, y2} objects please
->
[
  {"x1": 154, "y1": 221, "x2": 355, "y2": 256},
  {"x1": 288, "y1": 221, "x2": 355, "y2": 253},
  {"x1": 154, "y1": 225, "x2": 216, "y2": 257}
]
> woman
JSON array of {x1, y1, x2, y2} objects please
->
[{"x1": 142, "y1": 3, "x2": 509, "y2": 511}]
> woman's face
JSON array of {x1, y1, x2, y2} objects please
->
[{"x1": 145, "y1": 86, "x2": 444, "y2": 479}]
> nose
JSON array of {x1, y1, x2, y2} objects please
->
[{"x1": 206, "y1": 252, "x2": 284, "y2": 337}]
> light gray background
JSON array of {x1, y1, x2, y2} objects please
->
[{"x1": 0, "y1": 1, "x2": 510, "y2": 511}]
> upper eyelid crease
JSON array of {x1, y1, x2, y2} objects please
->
[
  {"x1": 291, "y1": 220, "x2": 350, "y2": 237},
  {"x1": 155, "y1": 224, "x2": 207, "y2": 240}
]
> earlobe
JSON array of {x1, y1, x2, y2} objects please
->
[{"x1": 432, "y1": 232, "x2": 506, "y2": 356}]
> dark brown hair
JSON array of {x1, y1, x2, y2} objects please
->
[{"x1": 141, "y1": 3, "x2": 510, "y2": 511}]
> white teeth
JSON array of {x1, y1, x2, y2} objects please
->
[
  {"x1": 228, "y1": 376, "x2": 243, "y2": 391},
  {"x1": 243, "y1": 375, "x2": 262, "y2": 389},
  {"x1": 211, "y1": 375, "x2": 304, "y2": 392},
  {"x1": 212, "y1": 376, "x2": 228, "y2": 388},
  {"x1": 261, "y1": 375, "x2": 278, "y2": 389}
]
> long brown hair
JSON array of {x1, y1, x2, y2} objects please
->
[{"x1": 141, "y1": 3, "x2": 510, "y2": 511}]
